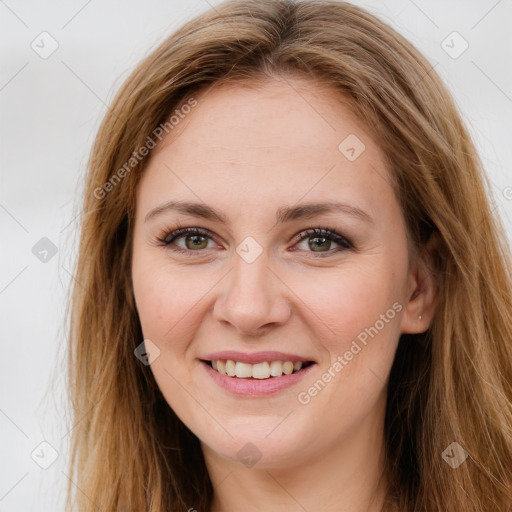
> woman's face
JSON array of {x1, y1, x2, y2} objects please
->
[{"x1": 131, "y1": 77, "x2": 430, "y2": 470}]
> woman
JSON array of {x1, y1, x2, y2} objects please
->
[{"x1": 67, "y1": 0, "x2": 512, "y2": 510}]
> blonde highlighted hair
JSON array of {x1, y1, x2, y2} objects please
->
[{"x1": 67, "y1": 1, "x2": 512, "y2": 510}]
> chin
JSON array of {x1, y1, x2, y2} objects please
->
[{"x1": 197, "y1": 415, "x2": 317, "y2": 470}]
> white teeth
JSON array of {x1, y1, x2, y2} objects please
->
[
  {"x1": 210, "y1": 359, "x2": 307, "y2": 379},
  {"x1": 235, "y1": 362, "x2": 253, "y2": 378},
  {"x1": 282, "y1": 361, "x2": 294, "y2": 375},
  {"x1": 270, "y1": 360, "x2": 283, "y2": 377},
  {"x1": 252, "y1": 362, "x2": 270, "y2": 379},
  {"x1": 225, "y1": 359, "x2": 236, "y2": 377}
]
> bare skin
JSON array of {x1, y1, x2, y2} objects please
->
[{"x1": 131, "y1": 76, "x2": 437, "y2": 512}]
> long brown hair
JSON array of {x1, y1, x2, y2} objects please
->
[{"x1": 66, "y1": 1, "x2": 512, "y2": 510}]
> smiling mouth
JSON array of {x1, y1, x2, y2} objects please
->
[{"x1": 202, "y1": 359, "x2": 315, "y2": 379}]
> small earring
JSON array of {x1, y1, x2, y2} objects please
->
[{"x1": 418, "y1": 315, "x2": 422, "y2": 320}]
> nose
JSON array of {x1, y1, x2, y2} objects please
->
[{"x1": 213, "y1": 252, "x2": 292, "y2": 337}]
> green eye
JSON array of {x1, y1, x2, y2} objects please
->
[
  {"x1": 159, "y1": 226, "x2": 352, "y2": 257},
  {"x1": 293, "y1": 228, "x2": 352, "y2": 255}
]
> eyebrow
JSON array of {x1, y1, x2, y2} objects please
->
[{"x1": 144, "y1": 200, "x2": 373, "y2": 225}]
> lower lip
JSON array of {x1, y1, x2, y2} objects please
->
[{"x1": 200, "y1": 360, "x2": 316, "y2": 397}]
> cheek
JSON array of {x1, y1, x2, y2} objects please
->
[
  {"x1": 131, "y1": 257, "x2": 204, "y2": 347},
  {"x1": 285, "y1": 259, "x2": 405, "y2": 352},
  {"x1": 287, "y1": 258, "x2": 405, "y2": 413},
  {"x1": 285, "y1": 266, "x2": 403, "y2": 460}
]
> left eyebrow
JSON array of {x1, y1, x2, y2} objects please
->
[
  {"x1": 144, "y1": 200, "x2": 227, "y2": 224},
  {"x1": 275, "y1": 201, "x2": 373, "y2": 225},
  {"x1": 144, "y1": 200, "x2": 373, "y2": 225}
]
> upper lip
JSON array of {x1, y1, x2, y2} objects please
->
[{"x1": 201, "y1": 351, "x2": 315, "y2": 364}]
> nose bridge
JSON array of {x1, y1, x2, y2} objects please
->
[
  {"x1": 231, "y1": 249, "x2": 270, "y2": 301},
  {"x1": 213, "y1": 247, "x2": 291, "y2": 334}
]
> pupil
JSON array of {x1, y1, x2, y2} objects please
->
[
  {"x1": 310, "y1": 237, "x2": 330, "y2": 251},
  {"x1": 186, "y1": 235, "x2": 207, "y2": 250}
]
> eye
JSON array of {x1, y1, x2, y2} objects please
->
[
  {"x1": 291, "y1": 227, "x2": 352, "y2": 256},
  {"x1": 156, "y1": 225, "x2": 352, "y2": 258},
  {"x1": 158, "y1": 227, "x2": 219, "y2": 255}
]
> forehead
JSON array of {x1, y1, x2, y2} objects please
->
[
  {"x1": 136, "y1": 77, "x2": 396, "y2": 224},
  {"x1": 158, "y1": 76, "x2": 366, "y2": 157}
]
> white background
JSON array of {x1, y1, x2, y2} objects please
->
[{"x1": 1, "y1": 1, "x2": 511, "y2": 510}]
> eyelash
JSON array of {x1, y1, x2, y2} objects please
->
[{"x1": 155, "y1": 223, "x2": 353, "y2": 258}]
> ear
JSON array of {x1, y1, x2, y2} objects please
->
[{"x1": 400, "y1": 233, "x2": 440, "y2": 334}]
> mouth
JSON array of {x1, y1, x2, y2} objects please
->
[{"x1": 201, "y1": 359, "x2": 316, "y2": 380}]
